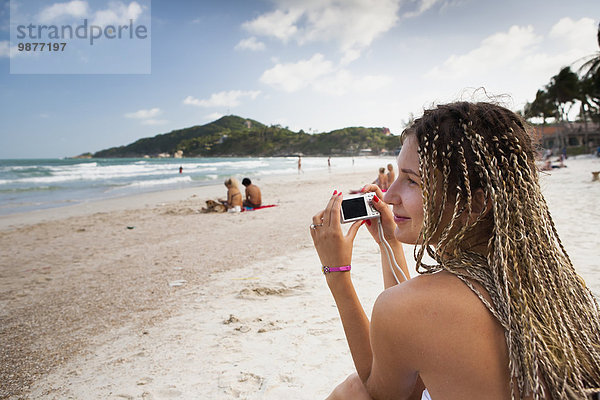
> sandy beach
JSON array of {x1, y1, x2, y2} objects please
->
[{"x1": 1, "y1": 157, "x2": 599, "y2": 400}]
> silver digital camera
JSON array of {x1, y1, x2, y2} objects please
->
[{"x1": 340, "y1": 193, "x2": 380, "y2": 223}]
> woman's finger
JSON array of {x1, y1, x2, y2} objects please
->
[
  {"x1": 370, "y1": 193, "x2": 393, "y2": 217},
  {"x1": 346, "y1": 219, "x2": 364, "y2": 241},
  {"x1": 329, "y1": 192, "x2": 343, "y2": 226},
  {"x1": 312, "y1": 210, "x2": 325, "y2": 225},
  {"x1": 361, "y1": 183, "x2": 384, "y2": 200},
  {"x1": 322, "y1": 190, "x2": 339, "y2": 226}
]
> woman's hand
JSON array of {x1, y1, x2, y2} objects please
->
[
  {"x1": 310, "y1": 191, "x2": 363, "y2": 268},
  {"x1": 360, "y1": 184, "x2": 398, "y2": 245}
]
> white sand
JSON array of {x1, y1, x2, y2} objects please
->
[{"x1": 2, "y1": 157, "x2": 599, "y2": 399}]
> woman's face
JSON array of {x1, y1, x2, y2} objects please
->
[{"x1": 383, "y1": 134, "x2": 424, "y2": 244}]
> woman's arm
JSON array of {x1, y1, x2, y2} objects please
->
[
  {"x1": 310, "y1": 191, "x2": 417, "y2": 393},
  {"x1": 326, "y1": 271, "x2": 374, "y2": 380},
  {"x1": 311, "y1": 191, "x2": 374, "y2": 379}
]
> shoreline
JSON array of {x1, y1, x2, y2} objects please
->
[
  {"x1": 0, "y1": 158, "x2": 394, "y2": 231},
  {"x1": 0, "y1": 163, "x2": 385, "y2": 231},
  {"x1": 1, "y1": 157, "x2": 599, "y2": 399}
]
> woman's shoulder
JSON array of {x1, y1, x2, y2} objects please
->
[
  {"x1": 379, "y1": 270, "x2": 477, "y2": 308},
  {"x1": 374, "y1": 270, "x2": 502, "y2": 344},
  {"x1": 372, "y1": 271, "x2": 509, "y2": 392}
]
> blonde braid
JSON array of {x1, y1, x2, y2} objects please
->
[{"x1": 407, "y1": 102, "x2": 600, "y2": 399}]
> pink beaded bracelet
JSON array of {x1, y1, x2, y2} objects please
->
[{"x1": 322, "y1": 265, "x2": 351, "y2": 274}]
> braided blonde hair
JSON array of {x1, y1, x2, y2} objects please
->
[{"x1": 407, "y1": 102, "x2": 600, "y2": 399}]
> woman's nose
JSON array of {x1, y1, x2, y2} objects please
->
[{"x1": 383, "y1": 179, "x2": 399, "y2": 204}]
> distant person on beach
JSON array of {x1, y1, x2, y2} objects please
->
[
  {"x1": 373, "y1": 167, "x2": 388, "y2": 191},
  {"x1": 221, "y1": 177, "x2": 242, "y2": 213},
  {"x1": 386, "y1": 163, "x2": 395, "y2": 186},
  {"x1": 179, "y1": 166, "x2": 183, "y2": 174},
  {"x1": 328, "y1": 157, "x2": 331, "y2": 168},
  {"x1": 298, "y1": 156, "x2": 303, "y2": 173},
  {"x1": 310, "y1": 102, "x2": 600, "y2": 399},
  {"x1": 241, "y1": 178, "x2": 262, "y2": 208}
]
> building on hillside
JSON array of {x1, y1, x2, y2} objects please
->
[{"x1": 532, "y1": 122, "x2": 600, "y2": 154}]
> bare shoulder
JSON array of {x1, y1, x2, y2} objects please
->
[
  {"x1": 372, "y1": 271, "x2": 510, "y2": 398},
  {"x1": 376, "y1": 270, "x2": 489, "y2": 319}
]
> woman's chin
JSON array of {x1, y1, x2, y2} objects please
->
[{"x1": 394, "y1": 227, "x2": 418, "y2": 245}]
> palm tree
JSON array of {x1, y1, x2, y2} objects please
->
[
  {"x1": 524, "y1": 89, "x2": 556, "y2": 124},
  {"x1": 546, "y1": 67, "x2": 579, "y2": 122}
]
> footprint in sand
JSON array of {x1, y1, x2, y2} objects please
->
[
  {"x1": 218, "y1": 371, "x2": 265, "y2": 397},
  {"x1": 237, "y1": 284, "x2": 303, "y2": 299}
]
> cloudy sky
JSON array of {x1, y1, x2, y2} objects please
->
[{"x1": 0, "y1": 0, "x2": 598, "y2": 158}]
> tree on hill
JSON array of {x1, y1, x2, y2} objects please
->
[{"x1": 91, "y1": 115, "x2": 401, "y2": 158}]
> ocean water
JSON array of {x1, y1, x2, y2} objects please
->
[{"x1": 0, "y1": 157, "x2": 395, "y2": 215}]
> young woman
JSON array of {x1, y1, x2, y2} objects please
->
[
  {"x1": 223, "y1": 177, "x2": 242, "y2": 213},
  {"x1": 310, "y1": 102, "x2": 600, "y2": 400}
]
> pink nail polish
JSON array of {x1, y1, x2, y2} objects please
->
[
  {"x1": 333, "y1": 190, "x2": 337, "y2": 195},
  {"x1": 366, "y1": 219, "x2": 371, "y2": 226},
  {"x1": 373, "y1": 195, "x2": 380, "y2": 203}
]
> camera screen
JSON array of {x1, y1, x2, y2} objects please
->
[{"x1": 342, "y1": 197, "x2": 368, "y2": 219}]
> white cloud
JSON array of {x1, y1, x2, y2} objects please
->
[
  {"x1": 314, "y1": 70, "x2": 393, "y2": 96},
  {"x1": 242, "y1": 0, "x2": 400, "y2": 62},
  {"x1": 141, "y1": 119, "x2": 168, "y2": 125},
  {"x1": 183, "y1": 90, "x2": 261, "y2": 108},
  {"x1": 92, "y1": 1, "x2": 143, "y2": 26},
  {"x1": 549, "y1": 17, "x2": 598, "y2": 59},
  {"x1": 37, "y1": 0, "x2": 89, "y2": 23},
  {"x1": 260, "y1": 53, "x2": 334, "y2": 92},
  {"x1": 125, "y1": 108, "x2": 161, "y2": 119},
  {"x1": 235, "y1": 36, "x2": 266, "y2": 51},
  {"x1": 242, "y1": 8, "x2": 301, "y2": 42},
  {"x1": 426, "y1": 18, "x2": 599, "y2": 83},
  {"x1": 35, "y1": 1, "x2": 144, "y2": 26},
  {"x1": 260, "y1": 53, "x2": 392, "y2": 95},
  {"x1": 426, "y1": 25, "x2": 542, "y2": 80}
]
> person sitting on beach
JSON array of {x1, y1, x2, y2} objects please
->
[
  {"x1": 386, "y1": 163, "x2": 395, "y2": 187},
  {"x1": 222, "y1": 177, "x2": 242, "y2": 213},
  {"x1": 310, "y1": 102, "x2": 600, "y2": 400},
  {"x1": 373, "y1": 167, "x2": 388, "y2": 191},
  {"x1": 241, "y1": 178, "x2": 262, "y2": 208}
]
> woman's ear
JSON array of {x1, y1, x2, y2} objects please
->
[{"x1": 470, "y1": 188, "x2": 492, "y2": 217}]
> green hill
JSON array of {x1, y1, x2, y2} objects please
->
[{"x1": 92, "y1": 115, "x2": 401, "y2": 157}]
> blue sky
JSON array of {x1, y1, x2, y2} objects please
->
[{"x1": 0, "y1": 0, "x2": 599, "y2": 158}]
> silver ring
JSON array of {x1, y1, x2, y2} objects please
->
[{"x1": 310, "y1": 223, "x2": 323, "y2": 230}]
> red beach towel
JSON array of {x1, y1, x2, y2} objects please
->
[{"x1": 242, "y1": 204, "x2": 278, "y2": 212}]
